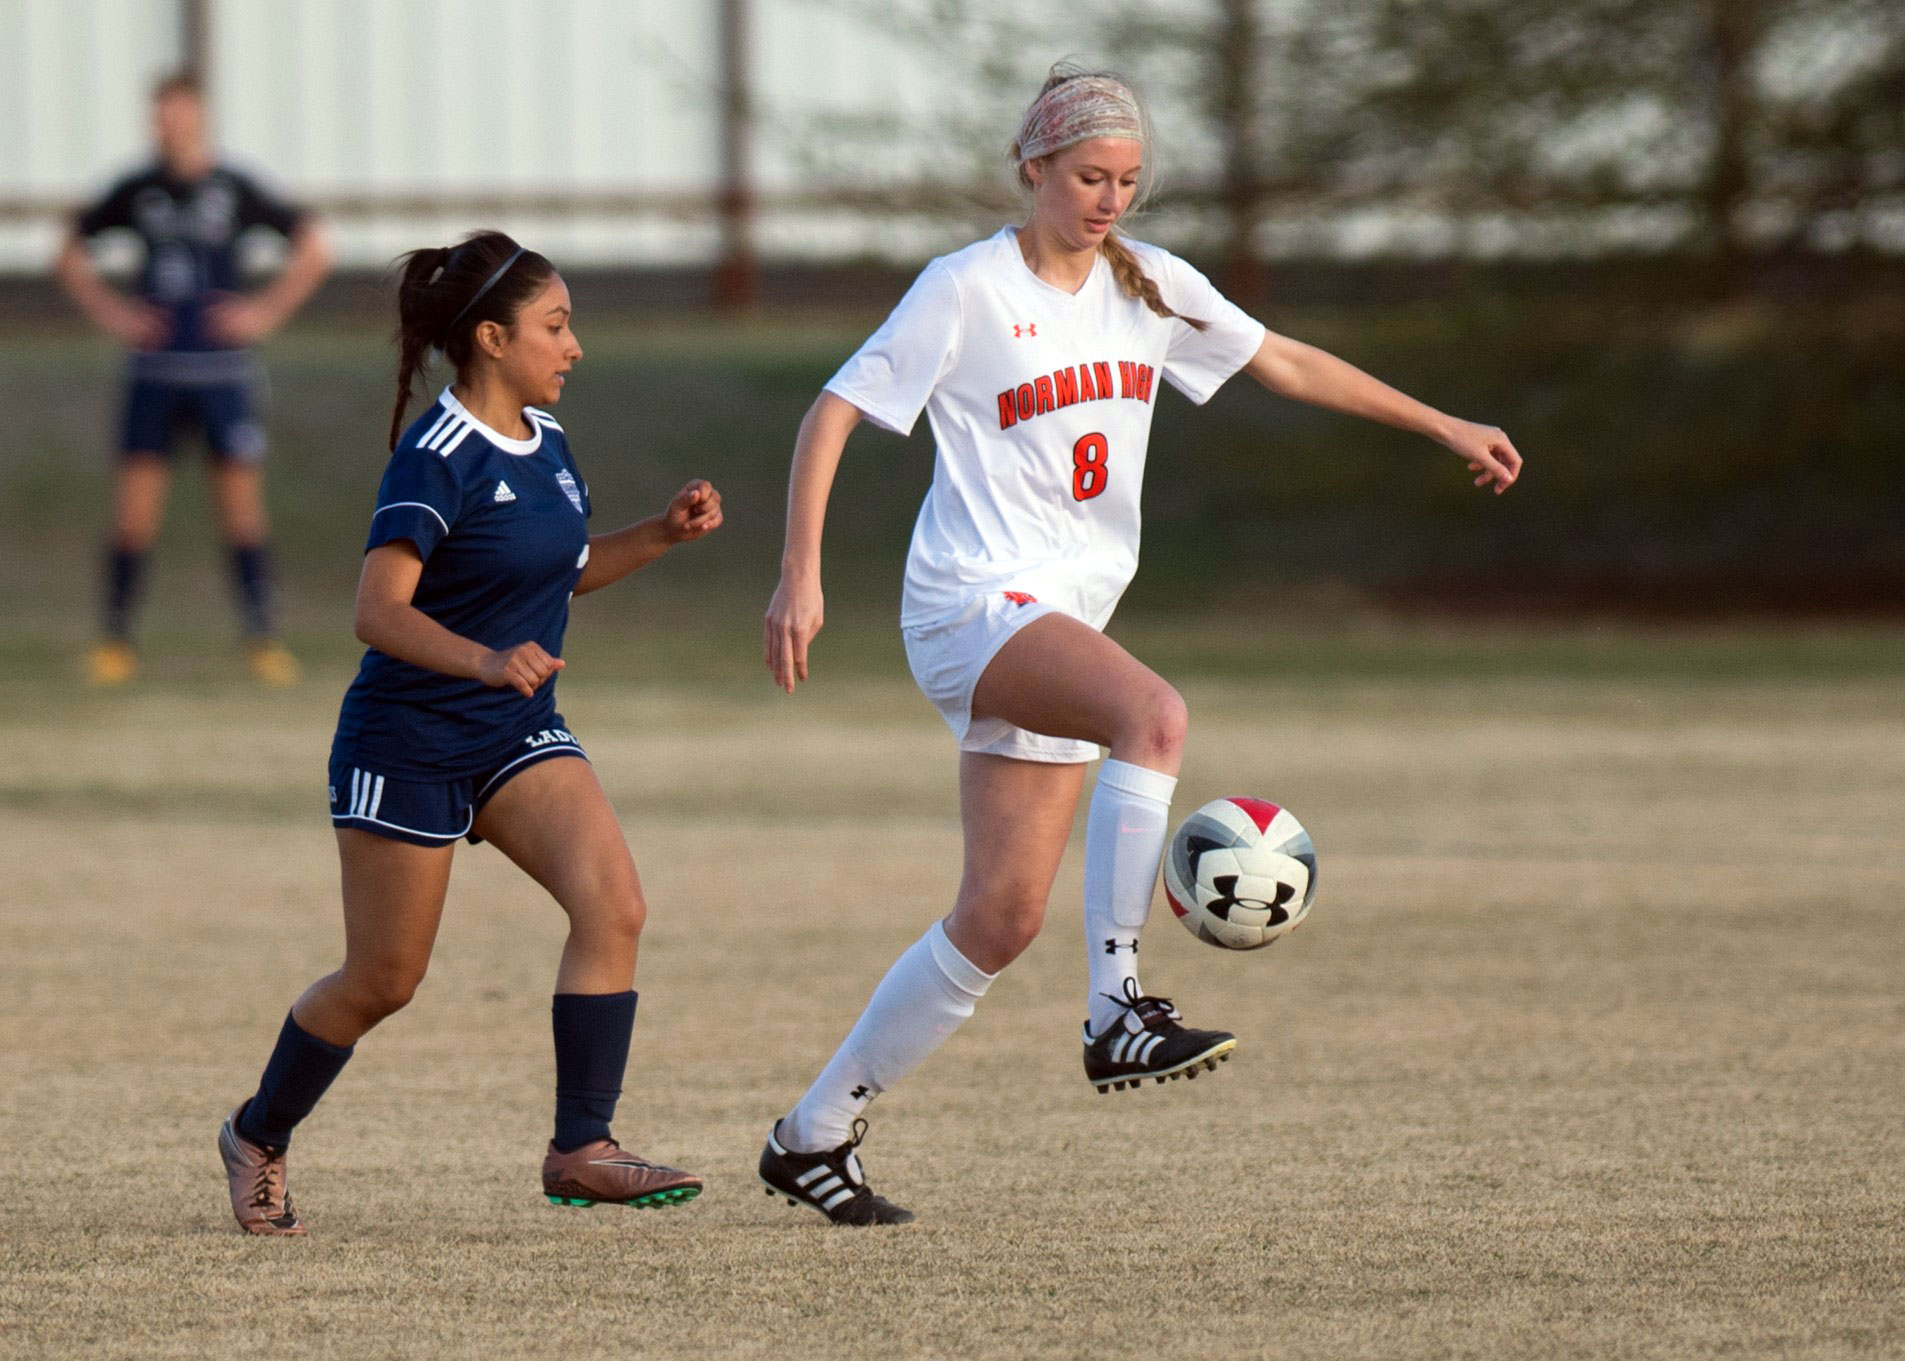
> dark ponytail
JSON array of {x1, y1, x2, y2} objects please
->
[{"x1": 388, "y1": 230, "x2": 555, "y2": 449}]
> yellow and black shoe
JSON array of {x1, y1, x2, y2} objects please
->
[
  {"x1": 85, "y1": 640, "x2": 138, "y2": 687},
  {"x1": 246, "y1": 639, "x2": 302, "y2": 688}
]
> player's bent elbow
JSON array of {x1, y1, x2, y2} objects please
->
[
  {"x1": 352, "y1": 596, "x2": 406, "y2": 651},
  {"x1": 290, "y1": 220, "x2": 335, "y2": 271},
  {"x1": 351, "y1": 601, "x2": 380, "y2": 647}
]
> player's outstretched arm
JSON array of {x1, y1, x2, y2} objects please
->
[
  {"x1": 52, "y1": 232, "x2": 166, "y2": 348},
  {"x1": 1243, "y1": 330, "x2": 1523, "y2": 494},
  {"x1": 355, "y1": 541, "x2": 562, "y2": 698},
  {"x1": 765, "y1": 392, "x2": 863, "y2": 694},
  {"x1": 572, "y1": 479, "x2": 723, "y2": 597},
  {"x1": 205, "y1": 219, "x2": 335, "y2": 347}
]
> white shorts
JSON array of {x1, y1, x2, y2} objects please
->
[{"x1": 901, "y1": 592, "x2": 1101, "y2": 764}]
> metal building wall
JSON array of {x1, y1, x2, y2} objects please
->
[
  {"x1": 0, "y1": 0, "x2": 1002, "y2": 272},
  {"x1": 213, "y1": 0, "x2": 729, "y2": 265},
  {"x1": 0, "y1": 0, "x2": 187, "y2": 271}
]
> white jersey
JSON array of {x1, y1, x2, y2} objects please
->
[{"x1": 826, "y1": 225, "x2": 1266, "y2": 628}]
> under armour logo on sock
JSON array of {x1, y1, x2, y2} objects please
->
[
  {"x1": 849, "y1": 1085, "x2": 870, "y2": 1101},
  {"x1": 1104, "y1": 939, "x2": 1139, "y2": 955}
]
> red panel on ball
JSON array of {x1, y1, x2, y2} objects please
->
[
  {"x1": 1226, "y1": 797, "x2": 1281, "y2": 834},
  {"x1": 1164, "y1": 886, "x2": 1189, "y2": 918}
]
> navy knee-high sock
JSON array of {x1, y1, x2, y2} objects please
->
[
  {"x1": 551, "y1": 991, "x2": 637, "y2": 1152},
  {"x1": 104, "y1": 546, "x2": 148, "y2": 641},
  {"x1": 227, "y1": 543, "x2": 276, "y2": 638},
  {"x1": 237, "y1": 1011, "x2": 355, "y2": 1150}
]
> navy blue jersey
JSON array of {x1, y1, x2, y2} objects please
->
[
  {"x1": 75, "y1": 162, "x2": 306, "y2": 358},
  {"x1": 332, "y1": 390, "x2": 593, "y2": 780}
]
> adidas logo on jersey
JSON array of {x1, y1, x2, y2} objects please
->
[{"x1": 493, "y1": 480, "x2": 516, "y2": 503}]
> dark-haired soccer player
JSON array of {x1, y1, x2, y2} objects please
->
[
  {"x1": 56, "y1": 72, "x2": 331, "y2": 687},
  {"x1": 215, "y1": 230, "x2": 723, "y2": 1235}
]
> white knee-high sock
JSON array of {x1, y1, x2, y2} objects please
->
[
  {"x1": 1084, "y1": 758, "x2": 1178, "y2": 1036},
  {"x1": 781, "y1": 919, "x2": 996, "y2": 1153}
]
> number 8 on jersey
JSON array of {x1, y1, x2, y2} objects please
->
[{"x1": 1072, "y1": 432, "x2": 1109, "y2": 502}]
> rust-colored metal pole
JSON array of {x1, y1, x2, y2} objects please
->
[
  {"x1": 1703, "y1": 0, "x2": 1756, "y2": 291},
  {"x1": 180, "y1": 0, "x2": 211, "y2": 81},
  {"x1": 1216, "y1": 0, "x2": 1263, "y2": 305},
  {"x1": 714, "y1": 0, "x2": 761, "y2": 310}
]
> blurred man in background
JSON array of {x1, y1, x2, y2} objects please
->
[{"x1": 56, "y1": 72, "x2": 331, "y2": 687}]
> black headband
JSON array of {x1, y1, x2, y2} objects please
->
[{"x1": 447, "y1": 247, "x2": 526, "y2": 334}]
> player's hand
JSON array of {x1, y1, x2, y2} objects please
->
[
  {"x1": 477, "y1": 642, "x2": 565, "y2": 698},
  {"x1": 204, "y1": 294, "x2": 278, "y2": 347},
  {"x1": 662, "y1": 480, "x2": 723, "y2": 543},
  {"x1": 1440, "y1": 418, "x2": 1522, "y2": 494},
  {"x1": 106, "y1": 298, "x2": 168, "y2": 350},
  {"x1": 764, "y1": 572, "x2": 823, "y2": 694}
]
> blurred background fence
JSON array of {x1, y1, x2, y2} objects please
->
[{"x1": 1, "y1": 0, "x2": 1901, "y2": 625}]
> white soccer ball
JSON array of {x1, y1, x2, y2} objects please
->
[{"x1": 1163, "y1": 797, "x2": 1317, "y2": 950}]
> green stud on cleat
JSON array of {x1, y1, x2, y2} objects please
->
[
  {"x1": 545, "y1": 1186, "x2": 700, "y2": 1209},
  {"x1": 541, "y1": 1136, "x2": 704, "y2": 1204},
  {"x1": 632, "y1": 1186, "x2": 701, "y2": 1208},
  {"x1": 541, "y1": 1140, "x2": 704, "y2": 1209}
]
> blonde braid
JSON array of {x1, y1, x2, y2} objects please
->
[
  {"x1": 1100, "y1": 230, "x2": 1208, "y2": 331},
  {"x1": 1010, "y1": 62, "x2": 1208, "y2": 331}
]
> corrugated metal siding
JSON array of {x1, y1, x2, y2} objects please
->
[
  {"x1": 0, "y1": 0, "x2": 184, "y2": 194},
  {"x1": 0, "y1": 0, "x2": 1026, "y2": 270}
]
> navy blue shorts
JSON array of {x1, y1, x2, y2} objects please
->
[
  {"x1": 328, "y1": 722, "x2": 588, "y2": 847},
  {"x1": 121, "y1": 378, "x2": 265, "y2": 463}
]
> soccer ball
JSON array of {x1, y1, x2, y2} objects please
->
[{"x1": 1163, "y1": 797, "x2": 1316, "y2": 950}]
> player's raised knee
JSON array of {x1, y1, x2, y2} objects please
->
[
  {"x1": 1154, "y1": 683, "x2": 1189, "y2": 752},
  {"x1": 1118, "y1": 680, "x2": 1186, "y2": 763}
]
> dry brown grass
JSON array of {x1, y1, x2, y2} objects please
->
[{"x1": 2, "y1": 665, "x2": 1902, "y2": 1360}]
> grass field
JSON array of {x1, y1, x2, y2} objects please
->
[
  {"x1": 2, "y1": 309, "x2": 1901, "y2": 1356},
  {"x1": 3, "y1": 632, "x2": 1902, "y2": 1360}
]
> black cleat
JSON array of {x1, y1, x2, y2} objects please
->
[
  {"x1": 758, "y1": 1119, "x2": 915, "y2": 1226},
  {"x1": 1084, "y1": 978, "x2": 1236, "y2": 1093}
]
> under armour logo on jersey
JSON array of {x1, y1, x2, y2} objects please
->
[
  {"x1": 1012, "y1": 323, "x2": 1037, "y2": 338},
  {"x1": 492, "y1": 480, "x2": 516, "y2": 503},
  {"x1": 1103, "y1": 939, "x2": 1139, "y2": 955},
  {"x1": 1002, "y1": 590, "x2": 1038, "y2": 606}
]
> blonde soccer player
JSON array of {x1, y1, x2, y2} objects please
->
[{"x1": 758, "y1": 64, "x2": 1522, "y2": 1225}]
